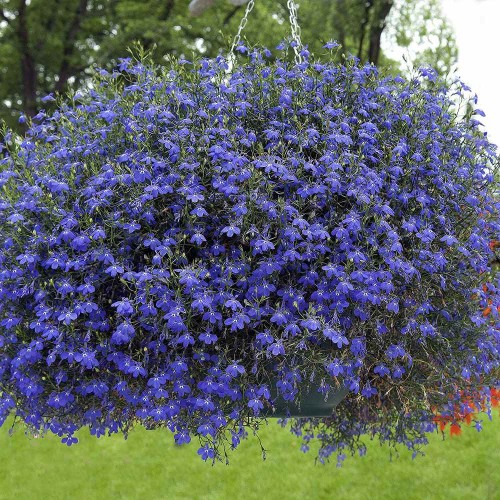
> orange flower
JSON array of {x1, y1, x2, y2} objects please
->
[
  {"x1": 491, "y1": 388, "x2": 500, "y2": 407},
  {"x1": 434, "y1": 386, "x2": 500, "y2": 436}
]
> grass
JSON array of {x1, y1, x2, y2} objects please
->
[{"x1": 0, "y1": 414, "x2": 498, "y2": 500}]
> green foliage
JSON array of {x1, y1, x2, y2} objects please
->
[
  {"x1": 0, "y1": 0, "x2": 457, "y2": 130},
  {"x1": 387, "y1": 0, "x2": 458, "y2": 75}
]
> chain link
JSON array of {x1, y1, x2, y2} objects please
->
[
  {"x1": 287, "y1": 0, "x2": 303, "y2": 64},
  {"x1": 229, "y1": 0, "x2": 256, "y2": 59},
  {"x1": 229, "y1": 0, "x2": 303, "y2": 65}
]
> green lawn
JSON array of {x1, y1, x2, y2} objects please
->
[{"x1": 0, "y1": 415, "x2": 498, "y2": 500}]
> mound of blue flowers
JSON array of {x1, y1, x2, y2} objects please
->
[{"x1": 1, "y1": 44, "x2": 499, "y2": 463}]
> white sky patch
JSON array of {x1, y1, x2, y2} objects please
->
[{"x1": 441, "y1": 0, "x2": 500, "y2": 146}]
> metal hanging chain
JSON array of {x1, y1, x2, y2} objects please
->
[
  {"x1": 229, "y1": 0, "x2": 303, "y2": 65},
  {"x1": 229, "y1": 0, "x2": 256, "y2": 59},
  {"x1": 287, "y1": 0, "x2": 303, "y2": 64}
]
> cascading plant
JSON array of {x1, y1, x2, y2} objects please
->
[{"x1": 0, "y1": 41, "x2": 499, "y2": 464}]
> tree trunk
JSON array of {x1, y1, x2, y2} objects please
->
[
  {"x1": 55, "y1": 0, "x2": 89, "y2": 93},
  {"x1": 17, "y1": 0, "x2": 37, "y2": 117},
  {"x1": 160, "y1": 0, "x2": 175, "y2": 20},
  {"x1": 367, "y1": 0, "x2": 393, "y2": 66},
  {"x1": 332, "y1": 0, "x2": 346, "y2": 50},
  {"x1": 357, "y1": 0, "x2": 373, "y2": 61}
]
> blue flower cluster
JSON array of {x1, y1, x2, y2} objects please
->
[{"x1": 0, "y1": 43, "x2": 499, "y2": 463}]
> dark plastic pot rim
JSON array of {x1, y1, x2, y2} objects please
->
[{"x1": 263, "y1": 385, "x2": 349, "y2": 418}]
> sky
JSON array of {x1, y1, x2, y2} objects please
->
[{"x1": 441, "y1": 0, "x2": 500, "y2": 146}]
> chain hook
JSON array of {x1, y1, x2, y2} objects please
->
[
  {"x1": 287, "y1": 0, "x2": 303, "y2": 64},
  {"x1": 229, "y1": 0, "x2": 256, "y2": 64},
  {"x1": 228, "y1": 0, "x2": 303, "y2": 66}
]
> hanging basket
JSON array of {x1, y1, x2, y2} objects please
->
[
  {"x1": 0, "y1": 1, "x2": 499, "y2": 464},
  {"x1": 266, "y1": 384, "x2": 348, "y2": 418}
]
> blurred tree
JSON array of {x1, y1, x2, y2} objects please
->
[
  {"x1": 385, "y1": 0, "x2": 458, "y2": 76},
  {"x1": 0, "y1": 0, "x2": 456, "y2": 130}
]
